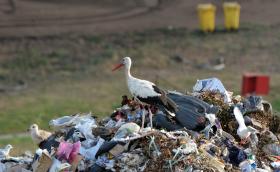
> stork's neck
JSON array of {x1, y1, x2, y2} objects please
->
[{"x1": 125, "y1": 63, "x2": 132, "y2": 79}]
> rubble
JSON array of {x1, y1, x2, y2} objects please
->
[{"x1": 0, "y1": 78, "x2": 280, "y2": 172}]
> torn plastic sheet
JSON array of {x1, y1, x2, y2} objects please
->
[
  {"x1": 65, "y1": 128, "x2": 86, "y2": 142},
  {"x1": 113, "y1": 122, "x2": 140, "y2": 140},
  {"x1": 79, "y1": 137, "x2": 105, "y2": 160},
  {"x1": 80, "y1": 138, "x2": 96, "y2": 149},
  {"x1": 6, "y1": 164, "x2": 31, "y2": 172},
  {"x1": 243, "y1": 96, "x2": 264, "y2": 113},
  {"x1": 49, "y1": 114, "x2": 80, "y2": 131},
  {"x1": 105, "y1": 119, "x2": 125, "y2": 128},
  {"x1": 271, "y1": 161, "x2": 280, "y2": 168},
  {"x1": 95, "y1": 155, "x2": 115, "y2": 170},
  {"x1": 56, "y1": 141, "x2": 81, "y2": 163},
  {"x1": 75, "y1": 114, "x2": 97, "y2": 140},
  {"x1": 193, "y1": 77, "x2": 232, "y2": 103},
  {"x1": 262, "y1": 143, "x2": 280, "y2": 156},
  {"x1": 0, "y1": 162, "x2": 6, "y2": 172},
  {"x1": 49, "y1": 158, "x2": 71, "y2": 172},
  {"x1": 239, "y1": 160, "x2": 252, "y2": 172}
]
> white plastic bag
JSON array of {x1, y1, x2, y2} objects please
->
[
  {"x1": 193, "y1": 78, "x2": 232, "y2": 103},
  {"x1": 79, "y1": 138, "x2": 105, "y2": 160}
]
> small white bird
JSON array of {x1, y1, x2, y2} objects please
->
[
  {"x1": 233, "y1": 107, "x2": 257, "y2": 144},
  {"x1": 28, "y1": 124, "x2": 52, "y2": 145},
  {"x1": 0, "y1": 144, "x2": 13, "y2": 159}
]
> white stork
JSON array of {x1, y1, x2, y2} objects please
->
[{"x1": 112, "y1": 57, "x2": 178, "y2": 114}]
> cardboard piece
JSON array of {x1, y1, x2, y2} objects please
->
[
  {"x1": 32, "y1": 151, "x2": 52, "y2": 172},
  {"x1": 109, "y1": 144, "x2": 126, "y2": 157}
]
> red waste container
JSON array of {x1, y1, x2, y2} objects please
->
[{"x1": 242, "y1": 73, "x2": 270, "y2": 96}]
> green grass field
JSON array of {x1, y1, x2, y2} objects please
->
[{"x1": 0, "y1": 23, "x2": 280, "y2": 153}]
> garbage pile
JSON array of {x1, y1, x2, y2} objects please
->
[{"x1": 1, "y1": 78, "x2": 280, "y2": 172}]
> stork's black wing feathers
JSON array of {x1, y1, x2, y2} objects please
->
[
  {"x1": 152, "y1": 85, "x2": 178, "y2": 112},
  {"x1": 152, "y1": 85, "x2": 163, "y2": 94}
]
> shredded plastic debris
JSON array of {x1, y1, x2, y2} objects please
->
[{"x1": 0, "y1": 78, "x2": 280, "y2": 172}]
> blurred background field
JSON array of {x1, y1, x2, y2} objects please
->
[{"x1": 0, "y1": 0, "x2": 280, "y2": 153}]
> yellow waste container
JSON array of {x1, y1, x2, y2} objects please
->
[
  {"x1": 223, "y1": 2, "x2": 241, "y2": 30},
  {"x1": 197, "y1": 4, "x2": 216, "y2": 32}
]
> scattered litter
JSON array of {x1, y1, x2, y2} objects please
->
[
  {"x1": 271, "y1": 161, "x2": 280, "y2": 168},
  {"x1": 193, "y1": 77, "x2": 232, "y2": 103},
  {"x1": 113, "y1": 122, "x2": 140, "y2": 140},
  {"x1": 74, "y1": 114, "x2": 97, "y2": 140},
  {"x1": 32, "y1": 149, "x2": 52, "y2": 172},
  {"x1": 117, "y1": 150, "x2": 147, "y2": 172},
  {"x1": 239, "y1": 160, "x2": 252, "y2": 172},
  {"x1": 49, "y1": 158, "x2": 71, "y2": 172},
  {"x1": 262, "y1": 143, "x2": 280, "y2": 156},
  {"x1": 244, "y1": 96, "x2": 264, "y2": 113},
  {"x1": 49, "y1": 114, "x2": 80, "y2": 132},
  {"x1": 56, "y1": 141, "x2": 81, "y2": 163},
  {"x1": 1, "y1": 78, "x2": 280, "y2": 171},
  {"x1": 79, "y1": 138, "x2": 105, "y2": 160}
]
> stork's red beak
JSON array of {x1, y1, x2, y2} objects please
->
[{"x1": 112, "y1": 63, "x2": 124, "y2": 71}]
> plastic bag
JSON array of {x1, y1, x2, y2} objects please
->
[{"x1": 193, "y1": 78, "x2": 231, "y2": 103}]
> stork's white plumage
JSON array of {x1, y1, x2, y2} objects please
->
[
  {"x1": 113, "y1": 57, "x2": 178, "y2": 113},
  {"x1": 114, "y1": 57, "x2": 160, "y2": 98},
  {"x1": 233, "y1": 107, "x2": 257, "y2": 143}
]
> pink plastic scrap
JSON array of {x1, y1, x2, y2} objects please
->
[{"x1": 56, "y1": 141, "x2": 81, "y2": 163}]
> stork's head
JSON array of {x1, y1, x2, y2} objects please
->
[{"x1": 112, "y1": 57, "x2": 131, "y2": 71}]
